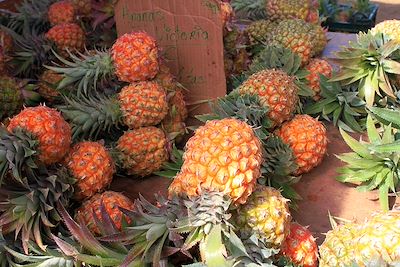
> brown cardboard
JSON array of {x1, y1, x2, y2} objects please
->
[{"x1": 114, "y1": 0, "x2": 227, "y2": 117}]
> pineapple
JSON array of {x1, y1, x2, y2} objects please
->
[
  {"x1": 65, "y1": 141, "x2": 115, "y2": 200},
  {"x1": 6, "y1": 105, "x2": 72, "y2": 165},
  {"x1": 0, "y1": 168, "x2": 74, "y2": 253},
  {"x1": 371, "y1": 19, "x2": 400, "y2": 42},
  {"x1": 266, "y1": 0, "x2": 311, "y2": 21},
  {"x1": 234, "y1": 185, "x2": 291, "y2": 248},
  {"x1": 305, "y1": 58, "x2": 333, "y2": 100},
  {"x1": 47, "y1": 1, "x2": 76, "y2": 26},
  {"x1": 355, "y1": 210, "x2": 400, "y2": 266},
  {"x1": 319, "y1": 222, "x2": 359, "y2": 267},
  {"x1": 162, "y1": 89, "x2": 188, "y2": 141},
  {"x1": 38, "y1": 69, "x2": 63, "y2": 102},
  {"x1": 312, "y1": 24, "x2": 328, "y2": 56},
  {"x1": 72, "y1": 0, "x2": 92, "y2": 16},
  {"x1": 75, "y1": 191, "x2": 135, "y2": 235},
  {"x1": 280, "y1": 222, "x2": 318, "y2": 267},
  {"x1": 116, "y1": 127, "x2": 168, "y2": 177},
  {"x1": 47, "y1": 31, "x2": 159, "y2": 94},
  {"x1": 153, "y1": 62, "x2": 178, "y2": 92},
  {"x1": 267, "y1": 19, "x2": 315, "y2": 65},
  {"x1": 275, "y1": 114, "x2": 327, "y2": 175},
  {"x1": 45, "y1": 22, "x2": 86, "y2": 56},
  {"x1": 246, "y1": 19, "x2": 278, "y2": 45},
  {"x1": 58, "y1": 80, "x2": 168, "y2": 140},
  {"x1": 237, "y1": 69, "x2": 299, "y2": 127},
  {"x1": 168, "y1": 118, "x2": 263, "y2": 204}
]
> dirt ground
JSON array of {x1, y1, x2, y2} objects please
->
[{"x1": 372, "y1": 0, "x2": 400, "y2": 22}]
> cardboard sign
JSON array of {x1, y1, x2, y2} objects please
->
[{"x1": 114, "y1": 0, "x2": 227, "y2": 116}]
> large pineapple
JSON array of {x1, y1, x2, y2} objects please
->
[
  {"x1": 355, "y1": 210, "x2": 400, "y2": 266},
  {"x1": 267, "y1": 19, "x2": 315, "y2": 65},
  {"x1": 75, "y1": 191, "x2": 135, "y2": 235},
  {"x1": 275, "y1": 114, "x2": 327, "y2": 175},
  {"x1": 234, "y1": 185, "x2": 291, "y2": 248},
  {"x1": 237, "y1": 69, "x2": 299, "y2": 127},
  {"x1": 117, "y1": 127, "x2": 168, "y2": 177},
  {"x1": 266, "y1": 0, "x2": 311, "y2": 21},
  {"x1": 59, "y1": 80, "x2": 169, "y2": 140},
  {"x1": 371, "y1": 19, "x2": 400, "y2": 42},
  {"x1": 280, "y1": 222, "x2": 318, "y2": 267},
  {"x1": 65, "y1": 141, "x2": 115, "y2": 200},
  {"x1": 169, "y1": 118, "x2": 263, "y2": 204},
  {"x1": 47, "y1": 1, "x2": 76, "y2": 26},
  {"x1": 45, "y1": 22, "x2": 86, "y2": 56},
  {"x1": 6, "y1": 105, "x2": 72, "y2": 165},
  {"x1": 47, "y1": 31, "x2": 160, "y2": 95},
  {"x1": 319, "y1": 222, "x2": 359, "y2": 267}
]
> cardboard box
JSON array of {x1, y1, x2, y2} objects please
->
[{"x1": 114, "y1": 0, "x2": 227, "y2": 116}]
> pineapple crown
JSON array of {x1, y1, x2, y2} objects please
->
[
  {"x1": 46, "y1": 48, "x2": 116, "y2": 96},
  {"x1": 330, "y1": 31, "x2": 400, "y2": 107},
  {"x1": 0, "y1": 166, "x2": 75, "y2": 254},
  {"x1": 304, "y1": 75, "x2": 367, "y2": 133},
  {"x1": 337, "y1": 112, "x2": 400, "y2": 211},
  {"x1": 230, "y1": 0, "x2": 267, "y2": 21},
  {"x1": 57, "y1": 93, "x2": 123, "y2": 141}
]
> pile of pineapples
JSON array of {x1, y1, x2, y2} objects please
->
[{"x1": 0, "y1": 0, "x2": 400, "y2": 266}]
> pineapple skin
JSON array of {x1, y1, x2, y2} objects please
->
[
  {"x1": 235, "y1": 185, "x2": 292, "y2": 248},
  {"x1": 38, "y1": 69, "x2": 63, "y2": 102},
  {"x1": 168, "y1": 118, "x2": 263, "y2": 204},
  {"x1": 305, "y1": 58, "x2": 333, "y2": 100},
  {"x1": 238, "y1": 69, "x2": 299, "y2": 127},
  {"x1": 45, "y1": 23, "x2": 86, "y2": 56},
  {"x1": 266, "y1": 0, "x2": 311, "y2": 21},
  {"x1": 117, "y1": 127, "x2": 168, "y2": 177},
  {"x1": 75, "y1": 191, "x2": 135, "y2": 235},
  {"x1": 118, "y1": 81, "x2": 168, "y2": 129},
  {"x1": 47, "y1": 1, "x2": 75, "y2": 26},
  {"x1": 111, "y1": 32, "x2": 159, "y2": 83},
  {"x1": 7, "y1": 106, "x2": 72, "y2": 165},
  {"x1": 275, "y1": 114, "x2": 327, "y2": 175},
  {"x1": 65, "y1": 141, "x2": 115, "y2": 200},
  {"x1": 372, "y1": 19, "x2": 400, "y2": 42}
]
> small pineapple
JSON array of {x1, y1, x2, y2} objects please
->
[
  {"x1": 47, "y1": 1, "x2": 76, "y2": 26},
  {"x1": 234, "y1": 185, "x2": 292, "y2": 248},
  {"x1": 72, "y1": 0, "x2": 92, "y2": 16},
  {"x1": 280, "y1": 222, "x2": 318, "y2": 267},
  {"x1": 319, "y1": 221, "x2": 359, "y2": 267},
  {"x1": 6, "y1": 106, "x2": 72, "y2": 165},
  {"x1": 238, "y1": 69, "x2": 299, "y2": 127},
  {"x1": 75, "y1": 191, "x2": 135, "y2": 235},
  {"x1": 153, "y1": 62, "x2": 178, "y2": 92},
  {"x1": 305, "y1": 58, "x2": 333, "y2": 100},
  {"x1": 168, "y1": 118, "x2": 263, "y2": 204},
  {"x1": 161, "y1": 89, "x2": 188, "y2": 141},
  {"x1": 266, "y1": 0, "x2": 311, "y2": 21},
  {"x1": 117, "y1": 127, "x2": 168, "y2": 177},
  {"x1": 65, "y1": 141, "x2": 115, "y2": 200},
  {"x1": 275, "y1": 114, "x2": 327, "y2": 175},
  {"x1": 45, "y1": 22, "x2": 86, "y2": 56},
  {"x1": 38, "y1": 69, "x2": 64, "y2": 102}
]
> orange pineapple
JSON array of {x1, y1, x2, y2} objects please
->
[
  {"x1": 281, "y1": 222, "x2": 318, "y2": 267},
  {"x1": 275, "y1": 114, "x2": 327, "y2": 175},
  {"x1": 118, "y1": 81, "x2": 168, "y2": 129},
  {"x1": 117, "y1": 127, "x2": 168, "y2": 177},
  {"x1": 38, "y1": 69, "x2": 64, "y2": 102},
  {"x1": 111, "y1": 32, "x2": 159, "y2": 83},
  {"x1": 305, "y1": 58, "x2": 333, "y2": 100},
  {"x1": 45, "y1": 23, "x2": 86, "y2": 56},
  {"x1": 153, "y1": 62, "x2": 177, "y2": 92},
  {"x1": 219, "y1": 1, "x2": 234, "y2": 27},
  {"x1": 238, "y1": 69, "x2": 299, "y2": 127},
  {"x1": 65, "y1": 141, "x2": 115, "y2": 200},
  {"x1": 168, "y1": 118, "x2": 263, "y2": 204},
  {"x1": 47, "y1": 1, "x2": 75, "y2": 26},
  {"x1": 75, "y1": 191, "x2": 135, "y2": 235},
  {"x1": 7, "y1": 106, "x2": 71, "y2": 165},
  {"x1": 72, "y1": 0, "x2": 92, "y2": 16}
]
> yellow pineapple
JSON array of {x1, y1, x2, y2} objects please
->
[
  {"x1": 75, "y1": 191, "x2": 135, "y2": 235},
  {"x1": 234, "y1": 185, "x2": 291, "y2": 248},
  {"x1": 168, "y1": 118, "x2": 263, "y2": 204},
  {"x1": 275, "y1": 114, "x2": 327, "y2": 175},
  {"x1": 371, "y1": 19, "x2": 400, "y2": 42},
  {"x1": 117, "y1": 127, "x2": 168, "y2": 177},
  {"x1": 238, "y1": 69, "x2": 299, "y2": 127},
  {"x1": 65, "y1": 141, "x2": 115, "y2": 200},
  {"x1": 266, "y1": 0, "x2": 311, "y2": 21}
]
